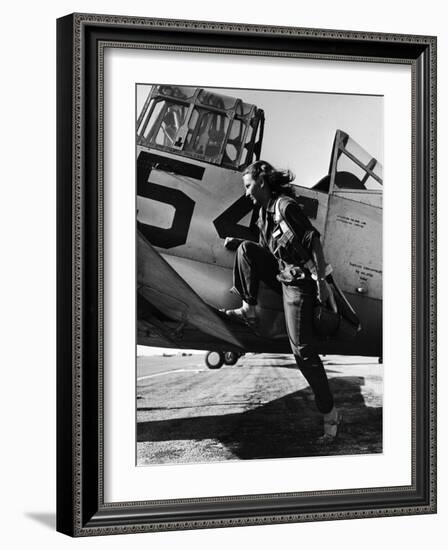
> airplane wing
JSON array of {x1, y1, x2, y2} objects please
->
[{"x1": 137, "y1": 230, "x2": 245, "y2": 351}]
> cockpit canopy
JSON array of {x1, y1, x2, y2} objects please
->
[
  {"x1": 313, "y1": 129, "x2": 383, "y2": 193},
  {"x1": 137, "y1": 85, "x2": 264, "y2": 170}
]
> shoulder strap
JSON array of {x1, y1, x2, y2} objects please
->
[
  {"x1": 274, "y1": 197, "x2": 335, "y2": 280},
  {"x1": 274, "y1": 197, "x2": 297, "y2": 245},
  {"x1": 272, "y1": 196, "x2": 311, "y2": 265},
  {"x1": 274, "y1": 196, "x2": 295, "y2": 224}
]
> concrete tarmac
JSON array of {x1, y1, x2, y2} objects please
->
[{"x1": 137, "y1": 353, "x2": 383, "y2": 465}]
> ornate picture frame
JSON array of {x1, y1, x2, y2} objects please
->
[{"x1": 57, "y1": 13, "x2": 436, "y2": 536}]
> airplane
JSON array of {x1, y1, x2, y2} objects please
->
[{"x1": 136, "y1": 85, "x2": 383, "y2": 369}]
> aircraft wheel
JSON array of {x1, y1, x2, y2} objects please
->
[
  {"x1": 224, "y1": 351, "x2": 239, "y2": 366},
  {"x1": 205, "y1": 351, "x2": 224, "y2": 369},
  {"x1": 378, "y1": 357, "x2": 383, "y2": 364}
]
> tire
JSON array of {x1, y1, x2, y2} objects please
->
[
  {"x1": 223, "y1": 351, "x2": 239, "y2": 366},
  {"x1": 205, "y1": 351, "x2": 224, "y2": 369}
]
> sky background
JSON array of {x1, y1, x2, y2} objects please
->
[{"x1": 136, "y1": 84, "x2": 383, "y2": 355}]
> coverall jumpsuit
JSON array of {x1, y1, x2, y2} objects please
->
[{"x1": 231, "y1": 195, "x2": 334, "y2": 414}]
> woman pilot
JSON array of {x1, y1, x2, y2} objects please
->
[{"x1": 223, "y1": 160, "x2": 341, "y2": 442}]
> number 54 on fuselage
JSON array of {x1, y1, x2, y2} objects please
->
[{"x1": 136, "y1": 85, "x2": 383, "y2": 364}]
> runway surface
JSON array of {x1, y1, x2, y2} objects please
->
[{"x1": 137, "y1": 353, "x2": 383, "y2": 465}]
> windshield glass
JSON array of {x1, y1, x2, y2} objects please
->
[
  {"x1": 336, "y1": 135, "x2": 383, "y2": 190},
  {"x1": 137, "y1": 86, "x2": 263, "y2": 169}
]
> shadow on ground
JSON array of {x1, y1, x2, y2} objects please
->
[
  {"x1": 25, "y1": 512, "x2": 56, "y2": 530},
  {"x1": 137, "y1": 376, "x2": 382, "y2": 460}
]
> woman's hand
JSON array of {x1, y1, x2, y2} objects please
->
[
  {"x1": 317, "y1": 279, "x2": 338, "y2": 312},
  {"x1": 224, "y1": 237, "x2": 242, "y2": 251},
  {"x1": 316, "y1": 279, "x2": 331, "y2": 305}
]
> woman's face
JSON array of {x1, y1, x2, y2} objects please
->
[{"x1": 243, "y1": 173, "x2": 266, "y2": 205}]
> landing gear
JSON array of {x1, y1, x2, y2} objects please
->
[
  {"x1": 223, "y1": 351, "x2": 240, "y2": 366},
  {"x1": 205, "y1": 351, "x2": 224, "y2": 369},
  {"x1": 205, "y1": 351, "x2": 243, "y2": 368},
  {"x1": 378, "y1": 357, "x2": 383, "y2": 364}
]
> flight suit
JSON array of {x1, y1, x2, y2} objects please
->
[{"x1": 231, "y1": 195, "x2": 334, "y2": 414}]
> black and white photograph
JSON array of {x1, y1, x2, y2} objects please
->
[
  {"x1": 135, "y1": 84, "x2": 383, "y2": 465},
  {"x1": 1, "y1": 0, "x2": 443, "y2": 544}
]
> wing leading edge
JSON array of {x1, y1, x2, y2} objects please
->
[{"x1": 137, "y1": 231, "x2": 243, "y2": 351}]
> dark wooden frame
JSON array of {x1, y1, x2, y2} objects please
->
[{"x1": 57, "y1": 13, "x2": 437, "y2": 536}]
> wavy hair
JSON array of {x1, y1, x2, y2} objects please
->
[{"x1": 242, "y1": 160, "x2": 295, "y2": 197}]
